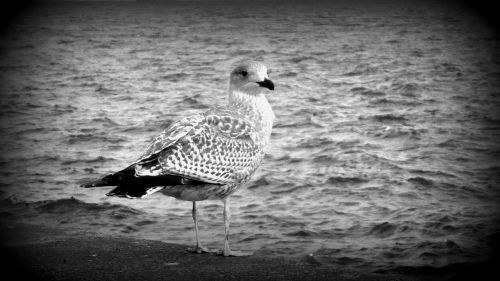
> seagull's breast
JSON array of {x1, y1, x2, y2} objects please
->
[{"x1": 229, "y1": 91, "x2": 274, "y2": 147}]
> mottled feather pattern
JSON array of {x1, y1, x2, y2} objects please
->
[
  {"x1": 135, "y1": 114, "x2": 205, "y2": 163},
  {"x1": 134, "y1": 106, "x2": 265, "y2": 190},
  {"x1": 205, "y1": 113, "x2": 253, "y2": 139},
  {"x1": 157, "y1": 127, "x2": 262, "y2": 184}
]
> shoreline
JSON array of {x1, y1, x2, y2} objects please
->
[{"x1": 0, "y1": 221, "x2": 440, "y2": 281}]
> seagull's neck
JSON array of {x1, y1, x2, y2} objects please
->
[{"x1": 228, "y1": 89, "x2": 274, "y2": 145}]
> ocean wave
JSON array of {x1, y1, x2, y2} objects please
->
[
  {"x1": 343, "y1": 64, "x2": 378, "y2": 76},
  {"x1": 95, "y1": 84, "x2": 115, "y2": 95},
  {"x1": 330, "y1": 256, "x2": 368, "y2": 266},
  {"x1": 367, "y1": 222, "x2": 398, "y2": 238},
  {"x1": 397, "y1": 191, "x2": 422, "y2": 200},
  {"x1": 437, "y1": 139, "x2": 461, "y2": 148},
  {"x1": 89, "y1": 117, "x2": 120, "y2": 126},
  {"x1": 434, "y1": 62, "x2": 462, "y2": 76},
  {"x1": 288, "y1": 56, "x2": 316, "y2": 64},
  {"x1": 34, "y1": 197, "x2": 143, "y2": 215},
  {"x1": 407, "y1": 169, "x2": 457, "y2": 178},
  {"x1": 0, "y1": 197, "x2": 149, "y2": 227},
  {"x1": 350, "y1": 86, "x2": 386, "y2": 97},
  {"x1": 283, "y1": 229, "x2": 319, "y2": 237},
  {"x1": 407, "y1": 177, "x2": 435, "y2": 188},
  {"x1": 246, "y1": 176, "x2": 271, "y2": 189},
  {"x1": 161, "y1": 73, "x2": 190, "y2": 82},
  {"x1": 61, "y1": 156, "x2": 115, "y2": 165},
  {"x1": 0, "y1": 197, "x2": 132, "y2": 214},
  {"x1": 311, "y1": 154, "x2": 338, "y2": 163},
  {"x1": 52, "y1": 104, "x2": 78, "y2": 114},
  {"x1": 66, "y1": 133, "x2": 126, "y2": 144},
  {"x1": 272, "y1": 155, "x2": 303, "y2": 163},
  {"x1": 270, "y1": 184, "x2": 312, "y2": 195},
  {"x1": 296, "y1": 137, "x2": 335, "y2": 148},
  {"x1": 371, "y1": 127, "x2": 423, "y2": 139},
  {"x1": 368, "y1": 114, "x2": 409, "y2": 123},
  {"x1": 326, "y1": 176, "x2": 368, "y2": 185},
  {"x1": 94, "y1": 43, "x2": 112, "y2": 49},
  {"x1": 177, "y1": 94, "x2": 208, "y2": 109},
  {"x1": 257, "y1": 214, "x2": 307, "y2": 228},
  {"x1": 274, "y1": 115, "x2": 325, "y2": 128},
  {"x1": 390, "y1": 82, "x2": 423, "y2": 97},
  {"x1": 277, "y1": 71, "x2": 298, "y2": 78},
  {"x1": 368, "y1": 98, "x2": 422, "y2": 107}
]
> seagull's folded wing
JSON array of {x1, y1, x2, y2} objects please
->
[
  {"x1": 134, "y1": 107, "x2": 263, "y2": 185},
  {"x1": 134, "y1": 114, "x2": 205, "y2": 163}
]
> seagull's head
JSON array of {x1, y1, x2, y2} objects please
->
[{"x1": 229, "y1": 61, "x2": 274, "y2": 94}]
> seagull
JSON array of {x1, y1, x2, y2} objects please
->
[{"x1": 81, "y1": 60, "x2": 275, "y2": 256}]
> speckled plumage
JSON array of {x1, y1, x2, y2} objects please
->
[{"x1": 133, "y1": 105, "x2": 268, "y2": 200}]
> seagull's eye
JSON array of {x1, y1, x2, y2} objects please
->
[{"x1": 241, "y1": 71, "x2": 248, "y2": 77}]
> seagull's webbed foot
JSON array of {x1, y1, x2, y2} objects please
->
[
  {"x1": 219, "y1": 249, "x2": 253, "y2": 257},
  {"x1": 186, "y1": 246, "x2": 220, "y2": 254},
  {"x1": 188, "y1": 201, "x2": 219, "y2": 254}
]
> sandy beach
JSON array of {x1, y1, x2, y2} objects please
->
[
  {"x1": 0, "y1": 219, "x2": 497, "y2": 281},
  {"x1": 0, "y1": 220, "x2": 420, "y2": 281}
]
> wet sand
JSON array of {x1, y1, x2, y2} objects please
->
[
  {"x1": 2, "y1": 221, "x2": 498, "y2": 281},
  {"x1": 0, "y1": 221, "x2": 444, "y2": 281}
]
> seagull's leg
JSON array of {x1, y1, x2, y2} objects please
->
[
  {"x1": 193, "y1": 201, "x2": 202, "y2": 249},
  {"x1": 221, "y1": 198, "x2": 251, "y2": 257},
  {"x1": 186, "y1": 201, "x2": 214, "y2": 254},
  {"x1": 223, "y1": 198, "x2": 231, "y2": 256}
]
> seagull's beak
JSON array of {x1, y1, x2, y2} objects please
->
[{"x1": 257, "y1": 78, "x2": 275, "y2": 91}]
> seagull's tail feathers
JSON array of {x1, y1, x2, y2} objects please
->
[{"x1": 80, "y1": 165, "x2": 206, "y2": 199}]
